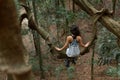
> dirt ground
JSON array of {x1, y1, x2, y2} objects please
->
[
  {"x1": 0, "y1": 52, "x2": 119, "y2": 80},
  {"x1": 40, "y1": 51, "x2": 119, "y2": 80}
]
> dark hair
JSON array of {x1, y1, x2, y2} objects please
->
[{"x1": 70, "y1": 25, "x2": 80, "y2": 38}]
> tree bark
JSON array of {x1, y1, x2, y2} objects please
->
[{"x1": 0, "y1": 0, "x2": 33, "y2": 80}]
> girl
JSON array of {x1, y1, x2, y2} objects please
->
[{"x1": 55, "y1": 25, "x2": 90, "y2": 67}]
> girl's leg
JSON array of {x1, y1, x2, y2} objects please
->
[
  {"x1": 64, "y1": 57, "x2": 70, "y2": 67},
  {"x1": 71, "y1": 57, "x2": 77, "y2": 64}
]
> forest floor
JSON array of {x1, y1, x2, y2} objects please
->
[
  {"x1": 38, "y1": 50, "x2": 119, "y2": 80},
  {"x1": 0, "y1": 51, "x2": 119, "y2": 80}
]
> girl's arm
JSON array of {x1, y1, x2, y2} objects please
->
[
  {"x1": 55, "y1": 36, "x2": 71, "y2": 51},
  {"x1": 78, "y1": 36, "x2": 90, "y2": 48}
]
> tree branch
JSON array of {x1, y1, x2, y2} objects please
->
[{"x1": 73, "y1": 0, "x2": 120, "y2": 39}]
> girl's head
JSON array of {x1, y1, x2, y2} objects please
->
[{"x1": 70, "y1": 25, "x2": 80, "y2": 36}]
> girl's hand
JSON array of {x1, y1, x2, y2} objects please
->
[
  {"x1": 55, "y1": 47, "x2": 61, "y2": 51},
  {"x1": 85, "y1": 41, "x2": 90, "y2": 47}
]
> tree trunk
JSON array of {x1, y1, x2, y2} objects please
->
[
  {"x1": 32, "y1": 0, "x2": 45, "y2": 79},
  {"x1": 72, "y1": 0, "x2": 75, "y2": 12},
  {"x1": 55, "y1": 0, "x2": 61, "y2": 46},
  {"x1": 7, "y1": 74, "x2": 13, "y2": 80},
  {"x1": 0, "y1": 0, "x2": 33, "y2": 80}
]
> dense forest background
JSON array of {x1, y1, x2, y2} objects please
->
[{"x1": 0, "y1": 0, "x2": 120, "y2": 80}]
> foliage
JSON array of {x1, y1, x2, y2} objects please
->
[
  {"x1": 95, "y1": 26, "x2": 120, "y2": 65},
  {"x1": 29, "y1": 53, "x2": 53, "y2": 73},
  {"x1": 14, "y1": 0, "x2": 20, "y2": 9},
  {"x1": 29, "y1": 56, "x2": 40, "y2": 72},
  {"x1": 54, "y1": 65, "x2": 75, "y2": 80},
  {"x1": 67, "y1": 66, "x2": 75, "y2": 80},
  {"x1": 105, "y1": 66, "x2": 117, "y2": 77},
  {"x1": 30, "y1": 0, "x2": 89, "y2": 31},
  {"x1": 77, "y1": 10, "x2": 89, "y2": 19},
  {"x1": 55, "y1": 65, "x2": 64, "y2": 80},
  {"x1": 21, "y1": 29, "x2": 30, "y2": 35},
  {"x1": 43, "y1": 64, "x2": 53, "y2": 72},
  {"x1": 35, "y1": 0, "x2": 56, "y2": 27},
  {"x1": 105, "y1": 66, "x2": 120, "y2": 77}
]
